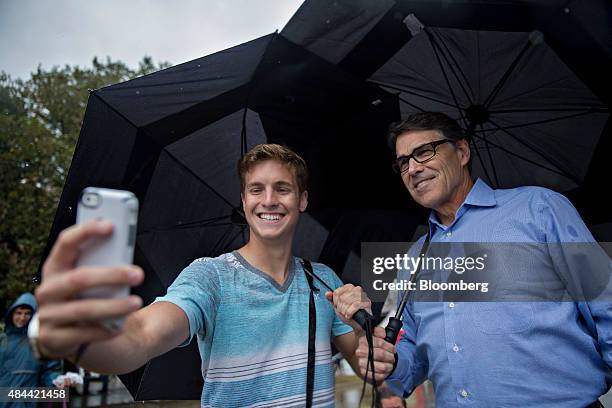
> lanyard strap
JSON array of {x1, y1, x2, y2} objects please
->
[
  {"x1": 302, "y1": 259, "x2": 318, "y2": 408},
  {"x1": 385, "y1": 229, "x2": 432, "y2": 345},
  {"x1": 408, "y1": 230, "x2": 432, "y2": 293}
]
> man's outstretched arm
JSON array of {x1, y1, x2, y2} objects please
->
[
  {"x1": 65, "y1": 302, "x2": 189, "y2": 374},
  {"x1": 36, "y1": 220, "x2": 189, "y2": 374}
]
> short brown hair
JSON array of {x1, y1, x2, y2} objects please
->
[
  {"x1": 238, "y1": 144, "x2": 308, "y2": 193},
  {"x1": 388, "y1": 112, "x2": 468, "y2": 149},
  {"x1": 388, "y1": 112, "x2": 472, "y2": 172}
]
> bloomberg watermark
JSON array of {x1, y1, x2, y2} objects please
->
[{"x1": 361, "y1": 242, "x2": 612, "y2": 302}]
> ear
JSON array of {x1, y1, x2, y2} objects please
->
[
  {"x1": 299, "y1": 190, "x2": 308, "y2": 213},
  {"x1": 456, "y1": 139, "x2": 471, "y2": 168},
  {"x1": 240, "y1": 192, "x2": 245, "y2": 209}
]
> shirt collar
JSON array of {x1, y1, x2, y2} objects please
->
[
  {"x1": 463, "y1": 178, "x2": 497, "y2": 207},
  {"x1": 427, "y1": 178, "x2": 497, "y2": 229}
]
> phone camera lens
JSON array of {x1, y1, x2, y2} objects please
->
[{"x1": 83, "y1": 193, "x2": 100, "y2": 207}]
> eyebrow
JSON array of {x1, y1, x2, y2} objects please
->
[{"x1": 245, "y1": 181, "x2": 295, "y2": 188}]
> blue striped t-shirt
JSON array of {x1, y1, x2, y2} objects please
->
[{"x1": 155, "y1": 251, "x2": 353, "y2": 407}]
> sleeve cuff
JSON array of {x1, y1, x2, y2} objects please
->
[{"x1": 385, "y1": 351, "x2": 412, "y2": 397}]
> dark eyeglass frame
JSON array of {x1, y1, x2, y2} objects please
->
[{"x1": 392, "y1": 139, "x2": 456, "y2": 174}]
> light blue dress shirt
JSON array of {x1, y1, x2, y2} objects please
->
[{"x1": 387, "y1": 179, "x2": 612, "y2": 407}]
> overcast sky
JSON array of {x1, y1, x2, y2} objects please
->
[{"x1": 0, "y1": 0, "x2": 304, "y2": 79}]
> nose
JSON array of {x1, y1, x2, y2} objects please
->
[
  {"x1": 262, "y1": 188, "x2": 279, "y2": 207},
  {"x1": 406, "y1": 158, "x2": 424, "y2": 177}
]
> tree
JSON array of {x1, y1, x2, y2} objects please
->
[{"x1": 0, "y1": 57, "x2": 171, "y2": 315}]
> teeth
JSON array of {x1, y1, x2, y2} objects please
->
[{"x1": 260, "y1": 213, "x2": 281, "y2": 220}]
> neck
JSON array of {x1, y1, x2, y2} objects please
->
[
  {"x1": 238, "y1": 236, "x2": 294, "y2": 285},
  {"x1": 435, "y1": 175, "x2": 474, "y2": 226}
]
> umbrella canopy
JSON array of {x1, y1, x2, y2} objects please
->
[
  {"x1": 41, "y1": 33, "x2": 424, "y2": 400},
  {"x1": 283, "y1": 0, "x2": 611, "y2": 223},
  {"x1": 41, "y1": 0, "x2": 611, "y2": 401}
]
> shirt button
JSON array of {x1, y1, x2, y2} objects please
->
[
  {"x1": 446, "y1": 231, "x2": 452, "y2": 237},
  {"x1": 460, "y1": 389, "x2": 468, "y2": 398},
  {"x1": 452, "y1": 344, "x2": 460, "y2": 352},
  {"x1": 449, "y1": 302, "x2": 455, "y2": 308}
]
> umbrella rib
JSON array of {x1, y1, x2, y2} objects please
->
[
  {"x1": 174, "y1": 219, "x2": 233, "y2": 229},
  {"x1": 431, "y1": 29, "x2": 474, "y2": 105},
  {"x1": 488, "y1": 107, "x2": 609, "y2": 114},
  {"x1": 469, "y1": 136, "x2": 494, "y2": 186},
  {"x1": 481, "y1": 110, "x2": 599, "y2": 132},
  {"x1": 487, "y1": 118, "x2": 580, "y2": 184},
  {"x1": 135, "y1": 360, "x2": 154, "y2": 401},
  {"x1": 479, "y1": 124, "x2": 500, "y2": 187},
  {"x1": 241, "y1": 107, "x2": 248, "y2": 156},
  {"x1": 397, "y1": 95, "x2": 426, "y2": 112},
  {"x1": 218, "y1": 225, "x2": 247, "y2": 254},
  {"x1": 424, "y1": 29, "x2": 465, "y2": 120},
  {"x1": 91, "y1": 91, "x2": 163, "y2": 163},
  {"x1": 211, "y1": 223, "x2": 238, "y2": 255},
  {"x1": 477, "y1": 32, "x2": 481, "y2": 103},
  {"x1": 164, "y1": 149, "x2": 236, "y2": 209},
  {"x1": 139, "y1": 215, "x2": 234, "y2": 234},
  {"x1": 90, "y1": 92, "x2": 169, "y2": 192},
  {"x1": 370, "y1": 80, "x2": 461, "y2": 109},
  {"x1": 239, "y1": 31, "x2": 279, "y2": 157},
  {"x1": 172, "y1": 221, "x2": 236, "y2": 230},
  {"x1": 470, "y1": 131, "x2": 571, "y2": 180},
  {"x1": 490, "y1": 75, "x2": 578, "y2": 107},
  {"x1": 483, "y1": 40, "x2": 532, "y2": 108}
]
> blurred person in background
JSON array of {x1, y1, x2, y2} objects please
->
[
  {"x1": 379, "y1": 383, "x2": 407, "y2": 408},
  {"x1": 0, "y1": 292, "x2": 73, "y2": 408}
]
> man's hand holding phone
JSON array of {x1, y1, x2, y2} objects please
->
[{"x1": 35, "y1": 220, "x2": 144, "y2": 360}]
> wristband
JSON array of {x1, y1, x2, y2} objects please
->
[{"x1": 27, "y1": 312, "x2": 50, "y2": 361}]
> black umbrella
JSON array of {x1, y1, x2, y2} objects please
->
[
  {"x1": 41, "y1": 0, "x2": 611, "y2": 400},
  {"x1": 282, "y1": 0, "x2": 611, "y2": 223},
  {"x1": 41, "y1": 33, "x2": 424, "y2": 400}
]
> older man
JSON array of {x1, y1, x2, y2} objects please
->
[{"x1": 344, "y1": 112, "x2": 611, "y2": 407}]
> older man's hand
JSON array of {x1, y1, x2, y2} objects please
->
[
  {"x1": 355, "y1": 326, "x2": 396, "y2": 384},
  {"x1": 325, "y1": 283, "x2": 372, "y2": 334}
]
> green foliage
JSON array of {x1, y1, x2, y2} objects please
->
[{"x1": 0, "y1": 57, "x2": 171, "y2": 315}]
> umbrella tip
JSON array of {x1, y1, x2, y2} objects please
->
[
  {"x1": 403, "y1": 14, "x2": 424, "y2": 36},
  {"x1": 529, "y1": 31, "x2": 544, "y2": 46}
]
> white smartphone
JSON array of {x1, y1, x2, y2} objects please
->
[{"x1": 76, "y1": 187, "x2": 139, "y2": 330}]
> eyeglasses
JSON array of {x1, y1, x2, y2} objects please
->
[{"x1": 392, "y1": 139, "x2": 455, "y2": 174}]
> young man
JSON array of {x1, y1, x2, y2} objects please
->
[{"x1": 33, "y1": 144, "x2": 372, "y2": 407}]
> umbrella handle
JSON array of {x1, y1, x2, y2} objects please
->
[
  {"x1": 383, "y1": 316, "x2": 403, "y2": 344},
  {"x1": 352, "y1": 309, "x2": 374, "y2": 330}
]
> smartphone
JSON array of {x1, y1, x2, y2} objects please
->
[{"x1": 76, "y1": 187, "x2": 139, "y2": 330}]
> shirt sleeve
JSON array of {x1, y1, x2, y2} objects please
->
[
  {"x1": 154, "y1": 258, "x2": 221, "y2": 347},
  {"x1": 386, "y1": 304, "x2": 428, "y2": 397},
  {"x1": 538, "y1": 191, "x2": 612, "y2": 369},
  {"x1": 39, "y1": 359, "x2": 62, "y2": 387},
  {"x1": 314, "y1": 263, "x2": 354, "y2": 338}
]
